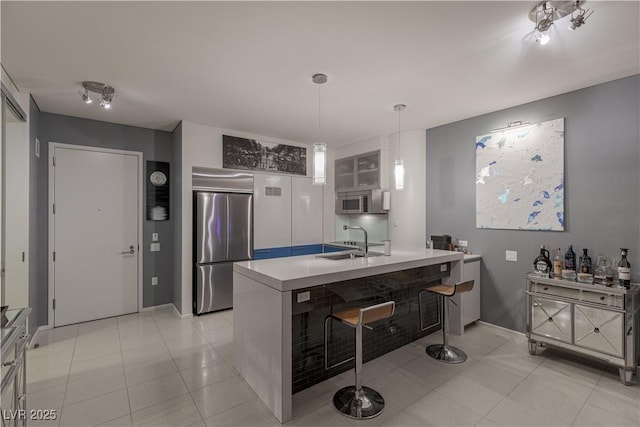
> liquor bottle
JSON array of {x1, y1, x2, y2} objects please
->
[
  {"x1": 579, "y1": 248, "x2": 592, "y2": 274},
  {"x1": 553, "y1": 248, "x2": 563, "y2": 278},
  {"x1": 565, "y1": 245, "x2": 576, "y2": 271},
  {"x1": 617, "y1": 248, "x2": 631, "y2": 289},
  {"x1": 534, "y1": 245, "x2": 552, "y2": 277}
]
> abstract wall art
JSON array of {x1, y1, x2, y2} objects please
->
[{"x1": 475, "y1": 118, "x2": 564, "y2": 230}]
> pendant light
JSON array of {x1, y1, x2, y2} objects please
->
[
  {"x1": 393, "y1": 104, "x2": 406, "y2": 191},
  {"x1": 312, "y1": 73, "x2": 328, "y2": 185}
]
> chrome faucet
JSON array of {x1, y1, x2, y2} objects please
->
[{"x1": 343, "y1": 225, "x2": 368, "y2": 258}]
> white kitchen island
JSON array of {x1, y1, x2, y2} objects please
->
[{"x1": 232, "y1": 248, "x2": 463, "y2": 423}]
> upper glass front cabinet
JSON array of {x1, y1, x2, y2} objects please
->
[{"x1": 335, "y1": 150, "x2": 380, "y2": 191}]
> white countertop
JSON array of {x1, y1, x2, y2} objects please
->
[{"x1": 234, "y1": 249, "x2": 464, "y2": 292}]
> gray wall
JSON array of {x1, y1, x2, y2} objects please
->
[
  {"x1": 171, "y1": 122, "x2": 182, "y2": 313},
  {"x1": 426, "y1": 75, "x2": 640, "y2": 332},
  {"x1": 28, "y1": 97, "x2": 41, "y2": 334},
  {"x1": 37, "y1": 113, "x2": 176, "y2": 327}
]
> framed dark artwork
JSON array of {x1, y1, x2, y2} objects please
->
[
  {"x1": 222, "y1": 135, "x2": 307, "y2": 175},
  {"x1": 146, "y1": 161, "x2": 170, "y2": 221}
]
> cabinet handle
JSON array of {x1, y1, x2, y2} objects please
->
[
  {"x1": 594, "y1": 327, "x2": 600, "y2": 334},
  {"x1": 543, "y1": 287, "x2": 549, "y2": 291},
  {"x1": 547, "y1": 317, "x2": 553, "y2": 322},
  {"x1": 2, "y1": 361, "x2": 16, "y2": 367},
  {"x1": 600, "y1": 296, "x2": 605, "y2": 301}
]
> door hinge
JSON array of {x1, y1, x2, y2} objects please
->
[
  {"x1": 22, "y1": 252, "x2": 25, "y2": 262},
  {"x1": 53, "y1": 252, "x2": 56, "y2": 262},
  {"x1": 53, "y1": 156, "x2": 56, "y2": 167},
  {"x1": 53, "y1": 204, "x2": 56, "y2": 214},
  {"x1": 53, "y1": 299, "x2": 56, "y2": 310}
]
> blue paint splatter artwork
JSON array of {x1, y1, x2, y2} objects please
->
[
  {"x1": 498, "y1": 189, "x2": 510, "y2": 203},
  {"x1": 528, "y1": 211, "x2": 541, "y2": 224},
  {"x1": 476, "y1": 118, "x2": 564, "y2": 231},
  {"x1": 554, "y1": 179, "x2": 564, "y2": 192},
  {"x1": 476, "y1": 136, "x2": 490, "y2": 149}
]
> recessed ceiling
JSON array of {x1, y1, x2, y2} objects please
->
[{"x1": 2, "y1": 1, "x2": 638, "y2": 147}]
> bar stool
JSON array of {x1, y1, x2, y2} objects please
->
[
  {"x1": 419, "y1": 280, "x2": 474, "y2": 363},
  {"x1": 324, "y1": 300, "x2": 395, "y2": 419}
]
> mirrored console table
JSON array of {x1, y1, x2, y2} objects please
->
[
  {"x1": 525, "y1": 274, "x2": 639, "y2": 385},
  {"x1": 1, "y1": 308, "x2": 31, "y2": 426}
]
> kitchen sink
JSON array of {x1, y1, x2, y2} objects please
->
[{"x1": 317, "y1": 252, "x2": 384, "y2": 260}]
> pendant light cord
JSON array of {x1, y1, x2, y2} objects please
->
[{"x1": 318, "y1": 83, "x2": 322, "y2": 142}]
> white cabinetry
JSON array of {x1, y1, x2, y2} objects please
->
[
  {"x1": 291, "y1": 177, "x2": 323, "y2": 246},
  {"x1": 253, "y1": 173, "x2": 292, "y2": 250},
  {"x1": 462, "y1": 258, "x2": 481, "y2": 327},
  {"x1": 449, "y1": 256, "x2": 481, "y2": 335},
  {"x1": 335, "y1": 150, "x2": 381, "y2": 192}
]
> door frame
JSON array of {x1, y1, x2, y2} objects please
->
[{"x1": 48, "y1": 142, "x2": 144, "y2": 327}]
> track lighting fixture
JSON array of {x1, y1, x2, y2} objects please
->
[
  {"x1": 568, "y1": 2, "x2": 593, "y2": 31},
  {"x1": 528, "y1": 1, "x2": 593, "y2": 46},
  {"x1": 80, "y1": 87, "x2": 92, "y2": 104},
  {"x1": 79, "y1": 81, "x2": 115, "y2": 110}
]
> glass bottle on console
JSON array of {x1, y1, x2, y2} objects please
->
[
  {"x1": 534, "y1": 245, "x2": 552, "y2": 277},
  {"x1": 617, "y1": 249, "x2": 631, "y2": 289},
  {"x1": 565, "y1": 245, "x2": 576, "y2": 271},
  {"x1": 594, "y1": 255, "x2": 613, "y2": 286},
  {"x1": 553, "y1": 248, "x2": 563, "y2": 278},
  {"x1": 579, "y1": 248, "x2": 592, "y2": 274}
]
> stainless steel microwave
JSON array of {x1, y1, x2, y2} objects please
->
[{"x1": 336, "y1": 190, "x2": 389, "y2": 214}]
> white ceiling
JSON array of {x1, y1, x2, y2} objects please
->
[{"x1": 2, "y1": 1, "x2": 638, "y2": 147}]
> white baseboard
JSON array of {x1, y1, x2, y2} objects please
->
[
  {"x1": 141, "y1": 303, "x2": 175, "y2": 312},
  {"x1": 173, "y1": 303, "x2": 193, "y2": 319},
  {"x1": 477, "y1": 320, "x2": 525, "y2": 337},
  {"x1": 28, "y1": 325, "x2": 52, "y2": 349},
  {"x1": 141, "y1": 303, "x2": 192, "y2": 319}
]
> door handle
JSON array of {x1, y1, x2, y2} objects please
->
[{"x1": 119, "y1": 245, "x2": 135, "y2": 255}]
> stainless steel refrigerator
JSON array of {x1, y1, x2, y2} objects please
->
[{"x1": 193, "y1": 168, "x2": 253, "y2": 315}]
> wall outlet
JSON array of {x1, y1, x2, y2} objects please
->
[
  {"x1": 150, "y1": 243, "x2": 160, "y2": 252},
  {"x1": 152, "y1": 233, "x2": 159, "y2": 242},
  {"x1": 458, "y1": 240, "x2": 468, "y2": 247},
  {"x1": 35, "y1": 138, "x2": 40, "y2": 158},
  {"x1": 506, "y1": 250, "x2": 518, "y2": 262},
  {"x1": 152, "y1": 277, "x2": 158, "y2": 286},
  {"x1": 297, "y1": 291, "x2": 310, "y2": 303},
  {"x1": 440, "y1": 264, "x2": 448, "y2": 272}
]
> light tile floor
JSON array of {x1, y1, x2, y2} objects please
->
[{"x1": 26, "y1": 307, "x2": 639, "y2": 427}]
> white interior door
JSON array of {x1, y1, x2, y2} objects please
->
[{"x1": 52, "y1": 145, "x2": 140, "y2": 327}]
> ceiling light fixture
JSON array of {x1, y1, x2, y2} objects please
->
[
  {"x1": 312, "y1": 73, "x2": 328, "y2": 186},
  {"x1": 568, "y1": 2, "x2": 593, "y2": 30},
  {"x1": 529, "y1": 1, "x2": 592, "y2": 45},
  {"x1": 80, "y1": 81, "x2": 115, "y2": 110},
  {"x1": 79, "y1": 87, "x2": 92, "y2": 104},
  {"x1": 393, "y1": 104, "x2": 406, "y2": 191},
  {"x1": 532, "y1": 1, "x2": 555, "y2": 45}
]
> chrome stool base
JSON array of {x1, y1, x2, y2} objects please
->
[
  {"x1": 333, "y1": 385, "x2": 385, "y2": 419},
  {"x1": 426, "y1": 343, "x2": 467, "y2": 363}
]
